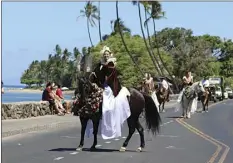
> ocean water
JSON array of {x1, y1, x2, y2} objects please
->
[{"x1": 1, "y1": 85, "x2": 72, "y2": 103}]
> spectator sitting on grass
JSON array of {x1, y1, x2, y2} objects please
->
[{"x1": 42, "y1": 82, "x2": 64, "y2": 116}]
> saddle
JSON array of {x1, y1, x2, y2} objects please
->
[{"x1": 183, "y1": 86, "x2": 196, "y2": 100}]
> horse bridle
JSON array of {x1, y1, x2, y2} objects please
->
[{"x1": 88, "y1": 71, "x2": 102, "y2": 87}]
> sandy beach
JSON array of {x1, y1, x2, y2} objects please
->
[{"x1": 6, "y1": 88, "x2": 74, "y2": 95}]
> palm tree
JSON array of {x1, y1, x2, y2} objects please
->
[
  {"x1": 145, "y1": 1, "x2": 174, "y2": 80},
  {"x1": 143, "y1": 2, "x2": 164, "y2": 76},
  {"x1": 133, "y1": 1, "x2": 162, "y2": 76},
  {"x1": 78, "y1": 2, "x2": 99, "y2": 47},
  {"x1": 98, "y1": 2, "x2": 102, "y2": 42},
  {"x1": 111, "y1": 18, "x2": 131, "y2": 35},
  {"x1": 116, "y1": 1, "x2": 144, "y2": 76}
]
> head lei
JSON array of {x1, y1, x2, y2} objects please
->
[{"x1": 100, "y1": 46, "x2": 113, "y2": 56}]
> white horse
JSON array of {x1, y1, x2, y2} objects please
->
[{"x1": 180, "y1": 81, "x2": 205, "y2": 119}]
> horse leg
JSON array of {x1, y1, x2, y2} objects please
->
[
  {"x1": 135, "y1": 120, "x2": 145, "y2": 152},
  {"x1": 201, "y1": 98, "x2": 205, "y2": 112},
  {"x1": 206, "y1": 98, "x2": 209, "y2": 112},
  {"x1": 90, "y1": 115, "x2": 100, "y2": 150},
  {"x1": 120, "y1": 116, "x2": 136, "y2": 152},
  {"x1": 162, "y1": 102, "x2": 165, "y2": 112},
  {"x1": 77, "y1": 116, "x2": 88, "y2": 151}
]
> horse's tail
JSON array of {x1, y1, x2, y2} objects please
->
[{"x1": 143, "y1": 94, "x2": 161, "y2": 135}]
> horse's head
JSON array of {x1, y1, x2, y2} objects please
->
[
  {"x1": 78, "y1": 77, "x2": 93, "y2": 99},
  {"x1": 193, "y1": 81, "x2": 205, "y2": 94}
]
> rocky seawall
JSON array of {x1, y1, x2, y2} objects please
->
[
  {"x1": 1, "y1": 94, "x2": 179, "y2": 120},
  {"x1": 2, "y1": 101, "x2": 52, "y2": 120},
  {"x1": 1, "y1": 100, "x2": 73, "y2": 120}
]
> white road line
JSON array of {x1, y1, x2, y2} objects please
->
[
  {"x1": 114, "y1": 138, "x2": 120, "y2": 141},
  {"x1": 135, "y1": 132, "x2": 139, "y2": 135},
  {"x1": 122, "y1": 136, "x2": 126, "y2": 139},
  {"x1": 158, "y1": 135, "x2": 179, "y2": 138},
  {"x1": 105, "y1": 141, "x2": 111, "y2": 144},
  {"x1": 70, "y1": 152, "x2": 79, "y2": 155},
  {"x1": 96, "y1": 144, "x2": 102, "y2": 147},
  {"x1": 163, "y1": 120, "x2": 173, "y2": 125},
  {"x1": 60, "y1": 136, "x2": 79, "y2": 139},
  {"x1": 54, "y1": 157, "x2": 64, "y2": 161},
  {"x1": 165, "y1": 146, "x2": 184, "y2": 150}
]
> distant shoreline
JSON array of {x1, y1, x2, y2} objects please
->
[{"x1": 5, "y1": 88, "x2": 74, "y2": 95}]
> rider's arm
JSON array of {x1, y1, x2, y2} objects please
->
[{"x1": 183, "y1": 76, "x2": 189, "y2": 84}]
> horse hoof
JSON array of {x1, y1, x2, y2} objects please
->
[
  {"x1": 90, "y1": 146, "x2": 96, "y2": 151},
  {"x1": 136, "y1": 147, "x2": 143, "y2": 152},
  {"x1": 119, "y1": 147, "x2": 126, "y2": 152},
  {"x1": 76, "y1": 147, "x2": 82, "y2": 151}
]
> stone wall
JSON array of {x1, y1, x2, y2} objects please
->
[{"x1": 1, "y1": 101, "x2": 52, "y2": 120}]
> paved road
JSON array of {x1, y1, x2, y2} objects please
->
[
  {"x1": 179, "y1": 99, "x2": 233, "y2": 163},
  {"x1": 2, "y1": 101, "x2": 232, "y2": 163}
]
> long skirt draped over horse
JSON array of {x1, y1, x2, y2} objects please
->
[
  {"x1": 85, "y1": 86, "x2": 131, "y2": 139},
  {"x1": 175, "y1": 87, "x2": 198, "y2": 113}
]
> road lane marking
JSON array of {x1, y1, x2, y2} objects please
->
[
  {"x1": 96, "y1": 144, "x2": 102, "y2": 147},
  {"x1": 176, "y1": 100, "x2": 231, "y2": 163},
  {"x1": 165, "y1": 146, "x2": 184, "y2": 150},
  {"x1": 163, "y1": 120, "x2": 174, "y2": 125},
  {"x1": 105, "y1": 141, "x2": 111, "y2": 144},
  {"x1": 179, "y1": 118, "x2": 230, "y2": 163},
  {"x1": 158, "y1": 134, "x2": 179, "y2": 138},
  {"x1": 60, "y1": 136, "x2": 79, "y2": 139},
  {"x1": 196, "y1": 100, "x2": 231, "y2": 163},
  {"x1": 54, "y1": 157, "x2": 64, "y2": 161},
  {"x1": 177, "y1": 118, "x2": 222, "y2": 163},
  {"x1": 122, "y1": 136, "x2": 126, "y2": 139},
  {"x1": 70, "y1": 152, "x2": 79, "y2": 155},
  {"x1": 114, "y1": 138, "x2": 120, "y2": 141}
]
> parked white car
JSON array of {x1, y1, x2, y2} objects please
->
[
  {"x1": 225, "y1": 88, "x2": 233, "y2": 99},
  {"x1": 215, "y1": 86, "x2": 223, "y2": 101},
  {"x1": 223, "y1": 90, "x2": 228, "y2": 99}
]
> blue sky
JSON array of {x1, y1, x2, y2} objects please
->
[{"x1": 2, "y1": 2, "x2": 233, "y2": 85}]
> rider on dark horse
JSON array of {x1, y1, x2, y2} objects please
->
[{"x1": 142, "y1": 73, "x2": 154, "y2": 95}]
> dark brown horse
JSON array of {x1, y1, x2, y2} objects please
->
[
  {"x1": 73, "y1": 62, "x2": 161, "y2": 152},
  {"x1": 199, "y1": 87, "x2": 210, "y2": 112},
  {"x1": 156, "y1": 84, "x2": 170, "y2": 113}
]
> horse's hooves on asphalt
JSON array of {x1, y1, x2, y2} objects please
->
[
  {"x1": 136, "y1": 147, "x2": 143, "y2": 152},
  {"x1": 90, "y1": 146, "x2": 96, "y2": 151},
  {"x1": 76, "y1": 147, "x2": 83, "y2": 151},
  {"x1": 119, "y1": 147, "x2": 126, "y2": 152}
]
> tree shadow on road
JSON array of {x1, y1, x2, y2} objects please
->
[{"x1": 49, "y1": 148, "x2": 144, "y2": 153}]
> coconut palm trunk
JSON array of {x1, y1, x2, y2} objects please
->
[
  {"x1": 144, "y1": 7, "x2": 164, "y2": 76},
  {"x1": 98, "y1": 2, "x2": 102, "y2": 42},
  {"x1": 138, "y1": 3, "x2": 162, "y2": 76},
  {"x1": 116, "y1": 1, "x2": 144, "y2": 76},
  {"x1": 152, "y1": 19, "x2": 179, "y2": 92},
  {"x1": 87, "y1": 19, "x2": 94, "y2": 47}
]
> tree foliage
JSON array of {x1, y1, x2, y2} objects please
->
[{"x1": 20, "y1": 1, "x2": 233, "y2": 89}]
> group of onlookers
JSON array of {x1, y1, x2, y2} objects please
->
[{"x1": 42, "y1": 82, "x2": 70, "y2": 116}]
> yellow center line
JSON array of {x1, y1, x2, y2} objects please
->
[{"x1": 175, "y1": 100, "x2": 231, "y2": 163}]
